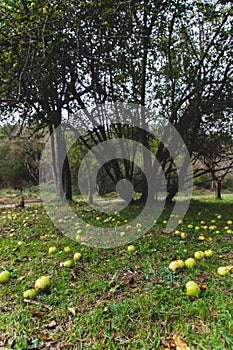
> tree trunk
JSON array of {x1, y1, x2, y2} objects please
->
[
  {"x1": 215, "y1": 180, "x2": 222, "y2": 199},
  {"x1": 49, "y1": 124, "x2": 59, "y2": 195},
  {"x1": 55, "y1": 123, "x2": 72, "y2": 201}
]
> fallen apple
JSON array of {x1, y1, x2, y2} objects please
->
[
  {"x1": 217, "y1": 266, "x2": 230, "y2": 276},
  {"x1": 23, "y1": 289, "x2": 37, "y2": 300},
  {"x1": 48, "y1": 246, "x2": 57, "y2": 254},
  {"x1": 63, "y1": 260, "x2": 73, "y2": 267},
  {"x1": 64, "y1": 246, "x2": 71, "y2": 253},
  {"x1": 185, "y1": 258, "x2": 196, "y2": 269},
  {"x1": 169, "y1": 260, "x2": 184, "y2": 272},
  {"x1": 127, "y1": 245, "x2": 136, "y2": 252},
  {"x1": 0, "y1": 270, "x2": 11, "y2": 283},
  {"x1": 198, "y1": 235, "x2": 205, "y2": 241},
  {"x1": 35, "y1": 276, "x2": 50, "y2": 292},
  {"x1": 204, "y1": 249, "x2": 213, "y2": 258},
  {"x1": 227, "y1": 220, "x2": 232, "y2": 225},
  {"x1": 194, "y1": 251, "x2": 204, "y2": 260},
  {"x1": 120, "y1": 231, "x2": 126, "y2": 237},
  {"x1": 74, "y1": 252, "x2": 82, "y2": 261},
  {"x1": 169, "y1": 261, "x2": 180, "y2": 272},
  {"x1": 176, "y1": 259, "x2": 185, "y2": 269},
  {"x1": 180, "y1": 232, "x2": 188, "y2": 239},
  {"x1": 186, "y1": 281, "x2": 200, "y2": 297}
]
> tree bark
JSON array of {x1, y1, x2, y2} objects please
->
[{"x1": 215, "y1": 180, "x2": 222, "y2": 199}]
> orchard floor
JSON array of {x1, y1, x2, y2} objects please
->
[{"x1": 0, "y1": 196, "x2": 232, "y2": 349}]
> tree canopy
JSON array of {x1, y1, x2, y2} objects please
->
[{"x1": 0, "y1": 0, "x2": 232, "y2": 202}]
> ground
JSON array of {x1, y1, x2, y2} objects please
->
[{"x1": 0, "y1": 195, "x2": 233, "y2": 349}]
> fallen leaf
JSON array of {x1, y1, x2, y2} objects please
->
[
  {"x1": 44, "y1": 320, "x2": 57, "y2": 329},
  {"x1": 173, "y1": 334, "x2": 190, "y2": 350},
  {"x1": 68, "y1": 307, "x2": 76, "y2": 316}
]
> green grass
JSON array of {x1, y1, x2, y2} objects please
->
[{"x1": 0, "y1": 197, "x2": 233, "y2": 349}]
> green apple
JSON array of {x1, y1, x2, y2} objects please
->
[
  {"x1": 176, "y1": 259, "x2": 185, "y2": 269},
  {"x1": 185, "y1": 258, "x2": 196, "y2": 269},
  {"x1": 48, "y1": 246, "x2": 57, "y2": 254},
  {"x1": 0, "y1": 270, "x2": 11, "y2": 283},
  {"x1": 64, "y1": 246, "x2": 71, "y2": 253},
  {"x1": 169, "y1": 261, "x2": 180, "y2": 272},
  {"x1": 74, "y1": 252, "x2": 82, "y2": 261},
  {"x1": 186, "y1": 281, "x2": 200, "y2": 297},
  {"x1": 187, "y1": 224, "x2": 193, "y2": 229},
  {"x1": 17, "y1": 241, "x2": 23, "y2": 246},
  {"x1": 217, "y1": 266, "x2": 229, "y2": 276},
  {"x1": 63, "y1": 260, "x2": 73, "y2": 267},
  {"x1": 227, "y1": 220, "x2": 232, "y2": 225},
  {"x1": 194, "y1": 251, "x2": 204, "y2": 260},
  {"x1": 77, "y1": 229, "x2": 82, "y2": 234},
  {"x1": 136, "y1": 223, "x2": 142, "y2": 228},
  {"x1": 198, "y1": 235, "x2": 205, "y2": 241},
  {"x1": 127, "y1": 245, "x2": 136, "y2": 252},
  {"x1": 23, "y1": 289, "x2": 37, "y2": 300},
  {"x1": 204, "y1": 249, "x2": 213, "y2": 258},
  {"x1": 180, "y1": 232, "x2": 188, "y2": 239},
  {"x1": 194, "y1": 226, "x2": 200, "y2": 231},
  {"x1": 169, "y1": 259, "x2": 184, "y2": 271},
  {"x1": 35, "y1": 276, "x2": 50, "y2": 292},
  {"x1": 120, "y1": 231, "x2": 126, "y2": 237}
]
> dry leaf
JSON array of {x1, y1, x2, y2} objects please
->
[
  {"x1": 44, "y1": 320, "x2": 57, "y2": 329},
  {"x1": 68, "y1": 307, "x2": 76, "y2": 316},
  {"x1": 173, "y1": 334, "x2": 190, "y2": 350}
]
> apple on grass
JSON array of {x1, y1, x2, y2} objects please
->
[
  {"x1": 127, "y1": 245, "x2": 136, "y2": 252},
  {"x1": 169, "y1": 260, "x2": 184, "y2": 272},
  {"x1": 48, "y1": 246, "x2": 57, "y2": 254},
  {"x1": 64, "y1": 246, "x2": 71, "y2": 253},
  {"x1": 23, "y1": 289, "x2": 37, "y2": 300},
  {"x1": 185, "y1": 258, "x2": 196, "y2": 269},
  {"x1": 180, "y1": 232, "x2": 188, "y2": 239},
  {"x1": 217, "y1": 267, "x2": 230, "y2": 276},
  {"x1": 186, "y1": 281, "x2": 200, "y2": 297},
  {"x1": 198, "y1": 235, "x2": 205, "y2": 241},
  {"x1": 204, "y1": 249, "x2": 213, "y2": 258},
  {"x1": 74, "y1": 252, "x2": 82, "y2": 261},
  {"x1": 194, "y1": 251, "x2": 204, "y2": 260},
  {"x1": 35, "y1": 276, "x2": 50, "y2": 293},
  {"x1": 63, "y1": 260, "x2": 73, "y2": 267},
  {"x1": 0, "y1": 270, "x2": 11, "y2": 283}
]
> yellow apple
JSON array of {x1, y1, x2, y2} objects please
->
[
  {"x1": 23, "y1": 289, "x2": 37, "y2": 300},
  {"x1": 194, "y1": 251, "x2": 204, "y2": 260},
  {"x1": 186, "y1": 281, "x2": 200, "y2": 297},
  {"x1": 0, "y1": 270, "x2": 11, "y2": 283},
  {"x1": 185, "y1": 258, "x2": 196, "y2": 269},
  {"x1": 35, "y1": 276, "x2": 50, "y2": 292},
  {"x1": 74, "y1": 253, "x2": 82, "y2": 261}
]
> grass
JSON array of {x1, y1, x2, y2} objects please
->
[{"x1": 0, "y1": 196, "x2": 233, "y2": 349}]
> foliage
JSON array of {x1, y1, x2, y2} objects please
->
[{"x1": 0, "y1": 0, "x2": 232, "y2": 202}]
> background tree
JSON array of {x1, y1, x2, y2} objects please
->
[{"x1": 0, "y1": 0, "x2": 232, "y2": 203}]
